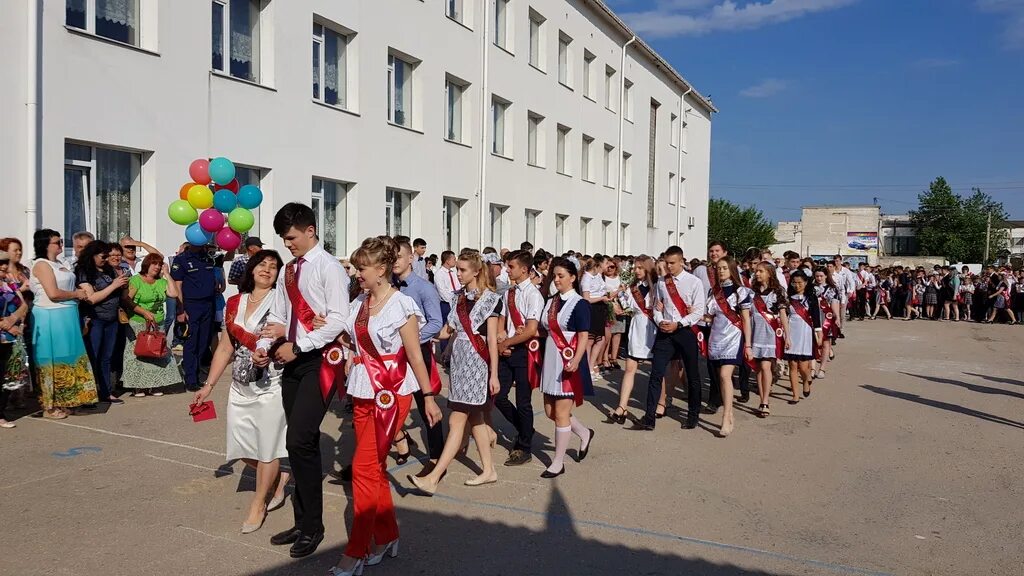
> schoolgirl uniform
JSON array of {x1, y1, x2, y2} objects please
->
[
  {"x1": 814, "y1": 283, "x2": 841, "y2": 339},
  {"x1": 784, "y1": 293, "x2": 821, "y2": 361},
  {"x1": 580, "y1": 271, "x2": 608, "y2": 342},
  {"x1": 618, "y1": 281, "x2": 655, "y2": 361},
  {"x1": 539, "y1": 290, "x2": 594, "y2": 404},
  {"x1": 446, "y1": 289, "x2": 502, "y2": 406},
  {"x1": 750, "y1": 288, "x2": 786, "y2": 360},
  {"x1": 705, "y1": 281, "x2": 753, "y2": 366}
]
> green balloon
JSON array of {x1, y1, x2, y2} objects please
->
[
  {"x1": 227, "y1": 207, "x2": 254, "y2": 233},
  {"x1": 168, "y1": 200, "x2": 198, "y2": 225}
]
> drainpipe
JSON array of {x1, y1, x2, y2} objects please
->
[
  {"x1": 477, "y1": 0, "x2": 491, "y2": 249},
  {"x1": 26, "y1": 0, "x2": 41, "y2": 242},
  {"x1": 674, "y1": 87, "x2": 691, "y2": 244},
  {"x1": 614, "y1": 35, "x2": 635, "y2": 254}
]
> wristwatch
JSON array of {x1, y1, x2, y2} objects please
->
[{"x1": 291, "y1": 342, "x2": 302, "y2": 356}]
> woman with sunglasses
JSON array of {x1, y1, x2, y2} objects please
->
[{"x1": 75, "y1": 240, "x2": 130, "y2": 404}]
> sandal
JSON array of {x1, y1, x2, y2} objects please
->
[
  {"x1": 758, "y1": 404, "x2": 771, "y2": 417},
  {"x1": 132, "y1": 391, "x2": 147, "y2": 398},
  {"x1": 606, "y1": 406, "x2": 628, "y2": 425},
  {"x1": 43, "y1": 409, "x2": 68, "y2": 420},
  {"x1": 655, "y1": 403, "x2": 667, "y2": 419},
  {"x1": 392, "y1": 431, "x2": 417, "y2": 465}
]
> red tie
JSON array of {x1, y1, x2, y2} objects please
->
[
  {"x1": 448, "y1": 269, "x2": 458, "y2": 291},
  {"x1": 287, "y1": 257, "x2": 305, "y2": 341}
]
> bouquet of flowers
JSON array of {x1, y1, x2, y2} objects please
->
[{"x1": 619, "y1": 265, "x2": 636, "y2": 287}]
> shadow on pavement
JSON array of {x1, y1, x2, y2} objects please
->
[
  {"x1": 860, "y1": 384, "x2": 1024, "y2": 430},
  {"x1": 962, "y1": 372, "x2": 1024, "y2": 388},
  {"x1": 900, "y1": 373, "x2": 1024, "y2": 401}
]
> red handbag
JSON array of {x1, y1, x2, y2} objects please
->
[
  {"x1": 134, "y1": 321, "x2": 168, "y2": 359},
  {"x1": 189, "y1": 401, "x2": 217, "y2": 423}
]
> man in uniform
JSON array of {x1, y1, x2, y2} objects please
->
[{"x1": 170, "y1": 243, "x2": 217, "y2": 392}]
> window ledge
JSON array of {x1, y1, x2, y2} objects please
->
[
  {"x1": 670, "y1": 143, "x2": 678, "y2": 149},
  {"x1": 444, "y1": 138, "x2": 473, "y2": 149},
  {"x1": 584, "y1": 95, "x2": 597, "y2": 103},
  {"x1": 527, "y1": 162, "x2": 545, "y2": 170},
  {"x1": 625, "y1": 118, "x2": 634, "y2": 124},
  {"x1": 313, "y1": 100, "x2": 360, "y2": 117},
  {"x1": 559, "y1": 81, "x2": 574, "y2": 92},
  {"x1": 605, "y1": 106, "x2": 616, "y2": 114},
  {"x1": 65, "y1": 26, "x2": 159, "y2": 56},
  {"x1": 493, "y1": 44, "x2": 515, "y2": 57},
  {"x1": 582, "y1": 178, "x2": 596, "y2": 184},
  {"x1": 604, "y1": 184, "x2": 615, "y2": 190},
  {"x1": 491, "y1": 152, "x2": 514, "y2": 162},
  {"x1": 529, "y1": 63, "x2": 547, "y2": 75},
  {"x1": 211, "y1": 70, "x2": 277, "y2": 92},
  {"x1": 557, "y1": 171, "x2": 572, "y2": 178},
  {"x1": 387, "y1": 121, "x2": 424, "y2": 135},
  {"x1": 446, "y1": 15, "x2": 474, "y2": 32}
]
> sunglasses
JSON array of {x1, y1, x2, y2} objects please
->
[{"x1": 50, "y1": 239, "x2": 64, "y2": 246}]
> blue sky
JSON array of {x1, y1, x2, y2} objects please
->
[{"x1": 607, "y1": 0, "x2": 1024, "y2": 222}]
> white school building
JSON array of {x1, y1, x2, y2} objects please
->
[{"x1": 0, "y1": 0, "x2": 714, "y2": 259}]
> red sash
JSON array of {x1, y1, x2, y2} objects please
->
[
  {"x1": 456, "y1": 294, "x2": 490, "y2": 364},
  {"x1": 507, "y1": 286, "x2": 543, "y2": 389},
  {"x1": 713, "y1": 289, "x2": 756, "y2": 370},
  {"x1": 664, "y1": 275, "x2": 707, "y2": 357},
  {"x1": 818, "y1": 295, "x2": 837, "y2": 338},
  {"x1": 789, "y1": 298, "x2": 820, "y2": 360},
  {"x1": 631, "y1": 285, "x2": 654, "y2": 320},
  {"x1": 284, "y1": 261, "x2": 346, "y2": 402},
  {"x1": 752, "y1": 293, "x2": 784, "y2": 359},
  {"x1": 354, "y1": 298, "x2": 409, "y2": 462},
  {"x1": 547, "y1": 297, "x2": 583, "y2": 407},
  {"x1": 224, "y1": 295, "x2": 258, "y2": 352}
]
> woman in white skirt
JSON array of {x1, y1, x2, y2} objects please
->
[
  {"x1": 194, "y1": 250, "x2": 289, "y2": 534},
  {"x1": 410, "y1": 251, "x2": 502, "y2": 495},
  {"x1": 607, "y1": 256, "x2": 656, "y2": 424},
  {"x1": 539, "y1": 258, "x2": 595, "y2": 478},
  {"x1": 703, "y1": 256, "x2": 753, "y2": 438},
  {"x1": 784, "y1": 271, "x2": 822, "y2": 404},
  {"x1": 749, "y1": 261, "x2": 790, "y2": 417}
]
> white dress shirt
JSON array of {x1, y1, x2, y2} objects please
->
[
  {"x1": 256, "y1": 243, "x2": 350, "y2": 353},
  {"x1": 581, "y1": 272, "x2": 607, "y2": 298},
  {"x1": 653, "y1": 270, "x2": 707, "y2": 327},
  {"x1": 693, "y1": 265, "x2": 712, "y2": 295},
  {"x1": 434, "y1": 264, "x2": 461, "y2": 304},
  {"x1": 503, "y1": 278, "x2": 544, "y2": 338}
]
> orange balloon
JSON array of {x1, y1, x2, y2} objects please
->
[{"x1": 179, "y1": 182, "x2": 195, "y2": 200}]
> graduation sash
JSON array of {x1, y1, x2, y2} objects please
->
[
  {"x1": 789, "y1": 298, "x2": 820, "y2": 360},
  {"x1": 353, "y1": 297, "x2": 408, "y2": 462},
  {"x1": 817, "y1": 287, "x2": 838, "y2": 338},
  {"x1": 284, "y1": 261, "x2": 346, "y2": 401},
  {"x1": 631, "y1": 285, "x2": 654, "y2": 320},
  {"x1": 456, "y1": 294, "x2": 490, "y2": 365},
  {"x1": 547, "y1": 297, "x2": 583, "y2": 407},
  {"x1": 753, "y1": 293, "x2": 784, "y2": 359},
  {"x1": 713, "y1": 289, "x2": 756, "y2": 370},
  {"x1": 507, "y1": 286, "x2": 542, "y2": 389},
  {"x1": 664, "y1": 275, "x2": 708, "y2": 357},
  {"x1": 224, "y1": 295, "x2": 259, "y2": 352}
]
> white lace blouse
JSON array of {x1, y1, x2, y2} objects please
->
[{"x1": 342, "y1": 292, "x2": 425, "y2": 399}]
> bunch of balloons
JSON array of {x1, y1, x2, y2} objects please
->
[{"x1": 166, "y1": 157, "x2": 263, "y2": 251}]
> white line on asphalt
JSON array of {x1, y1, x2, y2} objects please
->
[
  {"x1": 145, "y1": 454, "x2": 348, "y2": 500},
  {"x1": 31, "y1": 417, "x2": 226, "y2": 456},
  {"x1": 177, "y1": 525, "x2": 290, "y2": 557},
  {"x1": 0, "y1": 456, "x2": 132, "y2": 491}
]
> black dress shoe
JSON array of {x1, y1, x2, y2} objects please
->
[
  {"x1": 540, "y1": 466, "x2": 565, "y2": 479},
  {"x1": 739, "y1": 391, "x2": 750, "y2": 404},
  {"x1": 576, "y1": 429, "x2": 595, "y2": 462},
  {"x1": 703, "y1": 403, "x2": 720, "y2": 415},
  {"x1": 683, "y1": 417, "x2": 699, "y2": 429},
  {"x1": 504, "y1": 449, "x2": 533, "y2": 466},
  {"x1": 629, "y1": 416, "x2": 656, "y2": 431},
  {"x1": 328, "y1": 464, "x2": 352, "y2": 482},
  {"x1": 270, "y1": 527, "x2": 302, "y2": 546},
  {"x1": 289, "y1": 531, "x2": 324, "y2": 558}
]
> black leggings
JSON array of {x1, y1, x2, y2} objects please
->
[{"x1": 0, "y1": 343, "x2": 12, "y2": 420}]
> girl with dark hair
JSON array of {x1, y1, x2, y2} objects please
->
[
  {"x1": 75, "y1": 241, "x2": 129, "y2": 404},
  {"x1": 702, "y1": 256, "x2": 753, "y2": 437},
  {"x1": 29, "y1": 229, "x2": 95, "y2": 418},
  {"x1": 581, "y1": 255, "x2": 611, "y2": 380},
  {"x1": 813, "y1": 267, "x2": 841, "y2": 379},
  {"x1": 607, "y1": 255, "x2": 657, "y2": 424},
  {"x1": 784, "y1": 271, "x2": 821, "y2": 403},
  {"x1": 537, "y1": 257, "x2": 594, "y2": 478},
  {"x1": 121, "y1": 253, "x2": 182, "y2": 396},
  {"x1": 749, "y1": 261, "x2": 789, "y2": 417}
]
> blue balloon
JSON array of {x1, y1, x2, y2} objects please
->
[
  {"x1": 213, "y1": 189, "x2": 237, "y2": 213},
  {"x1": 208, "y1": 157, "x2": 236, "y2": 186},
  {"x1": 185, "y1": 222, "x2": 215, "y2": 246},
  {"x1": 237, "y1": 185, "x2": 263, "y2": 209}
]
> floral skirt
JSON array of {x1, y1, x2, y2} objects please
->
[
  {"x1": 121, "y1": 319, "x2": 183, "y2": 390},
  {"x1": 32, "y1": 305, "x2": 98, "y2": 409},
  {"x1": 2, "y1": 338, "x2": 30, "y2": 391}
]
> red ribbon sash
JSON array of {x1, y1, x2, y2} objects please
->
[
  {"x1": 354, "y1": 298, "x2": 409, "y2": 462},
  {"x1": 224, "y1": 295, "x2": 259, "y2": 352},
  {"x1": 631, "y1": 285, "x2": 654, "y2": 320},
  {"x1": 547, "y1": 297, "x2": 583, "y2": 407},
  {"x1": 507, "y1": 287, "x2": 543, "y2": 389},
  {"x1": 456, "y1": 294, "x2": 491, "y2": 364},
  {"x1": 789, "y1": 298, "x2": 820, "y2": 360},
  {"x1": 753, "y1": 293, "x2": 784, "y2": 359},
  {"x1": 713, "y1": 289, "x2": 756, "y2": 370},
  {"x1": 664, "y1": 275, "x2": 708, "y2": 357},
  {"x1": 284, "y1": 261, "x2": 345, "y2": 402},
  {"x1": 818, "y1": 293, "x2": 837, "y2": 338}
]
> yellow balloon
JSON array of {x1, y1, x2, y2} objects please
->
[{"x1": 187, "y1": 184, "x2": 214, "y2": 210}]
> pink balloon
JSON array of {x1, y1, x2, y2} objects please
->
[
  {"x1": 189, "y1": 159, "x2": 211, "y2": 185},
  {"x1": 213, "y1": 178, "x2": 240, "y2": 194},
  {"x1": 198, "y1": 208, "x2": 225, "y2": 232},
  {"x1": 215, "y1": 228, "x2": 241, "y2": 252}
]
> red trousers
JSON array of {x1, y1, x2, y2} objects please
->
[{"x1": 346, "y1": 394, "x2": 412, "y2": 557}]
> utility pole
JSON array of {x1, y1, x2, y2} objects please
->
[{"x1": 984, "y1": 210, "x2": 992, "y2": 264}]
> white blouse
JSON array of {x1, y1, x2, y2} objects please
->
[
  {"x1": 343, "y1": 292, "x2": 425, "y2": 399},
  {"x1": 581, "y1": 272, "x2": 607, "y2": 298}
]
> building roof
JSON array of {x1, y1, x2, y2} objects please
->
[
  {"x1": 1005, "y1": 220, "x2": 1024, "y2": 228},
  {"x1": 587, "y1": 0, "x2": 718, "y2": 114},
  {"x1": 802, "y1": 205, "x2": 880, "y2": 210}
]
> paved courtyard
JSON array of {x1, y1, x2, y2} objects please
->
[{"x1": 2, "y1": 319, "x2": 1022, "y2": 576}]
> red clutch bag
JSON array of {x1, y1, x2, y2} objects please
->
[{"x1": 189, "y1": 401, "x2": 217, "y2": 423}]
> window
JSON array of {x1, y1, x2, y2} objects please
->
[
  {"x1": 583, "y1": 51, "x2": 596, "y2": 100},
  {"x1": 311, "y1": 178, "x2": 349, "y2": 256},
  {"x1": 624, "y1": 79, "x2": 634, "y2": 121},
  {"x1": 555, "y1": 214, "x2": 567, "y2": 254},
  {"x1": 647, "y1": 99, "x2": 659, "y2": 227},
  {"x1": 580, "y1": 135, "x2": 593, "y2": 182},
  {"x1": 579, "y1": 217, "x2": 591, "y2": 254},
  {"x1": 67, "y1": 0, "x2": 140, "y2": 46},
  {"x1": 445, "y1": 76, "x2": 468, "y2": 143},
  {"x1": 494, "y1": 0, "x2": 511, "y2": 50},
  {"x1": 490, "y1": 204, "x2": 507, "y2": 248},
  {"x1": 443, "y1": 197, "x2": 465, "y2": 251},
  {"x1": 491, "y1": 96, "x2": 510, "y2": 156},
  {"x1": 527, "y1": 112, "x2": 544, "y2": 167},
  {"x1": 388, "y1": 52, "x2": 415, "y2": 128},
  {"x1": 670, "y1": 113, "x2": 679, "y2": 147},
  {"x1": 669, "y1": 172, "x2": 678, "y2": 205},
  {"x1": 603, "y1": 144, "x2": 614, "y2": 187},
  {"x1": 385, "y1": 189, "x2": 413, "y2": 237},
  {"x1": 602, "y1": 220, "x2": 612, "y2": 254},
  {"x1": 446, "y1": 0, "x2": 464, "y2": 23},
  {"x1": 557, "y1": 32, "x2": 572, "y2": 88},
  {"x1": 64, "y1": 142, "x2": 142, "y2": 245},
  {"x1": 529, "y1": 9, "x2": 545, "y2": 71},
  {"x1": 620, "y1": 223, "x2": 629, "y2": 254},
  {"x1": 556, "y1": 125, "x2": 571, "y2": 176},
  {"x1": 604, "y1": 66, "x2": 616, "y2": 111},
  {"x1": 525, "y1": 210, "x2": 541, "y2": 246},
  {"x1": 312, "y1": 21, "x2": 350, "y2": 109},
  {"x1": 234, "y1": 166, "x2": 265, "y2": 237},
  {"x1": 212, "y1": 0, "x2": 262, "y2": 83},
  {"x1": 622, "y1": 152, "x2": 632, "y2": 192}
]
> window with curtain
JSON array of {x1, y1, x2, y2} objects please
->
[
  {"x1": 234, "y1": 166, "x2": 263, "y2": 237},
  {"x1": 491, "y1": 97, "x2": 508, "y2": 156},
  {"x1": 312, "y1": 178, "x2": 348, "y2": 256},
  {"x1": 386, "y1": 189, "x2": 412, "y2": 237},
  {"x1": 529, "y1": 13, "x2": 544, "y2": 69},
  {"x1": 445, "y1": 78, "x2": 464, "y2": 143},
  {"x1": 212, "y1": 0, "x2": 261, "y2": 82},
  {"x1": 558, "y1": 32, "x2": 572, "y2": 87},
  {"x1": 388, "y1": 54, "x2": 413, "y2": 127},
  {"x1": 64, "y1": 143, "x2": 141, "y2": 244},
  {"x1": 494, "y1": 0, "x2": 509, "y2": 49},
  {"x1": 490, "y1": 205, "x2": 506, "y2": 248},
  {"x1": 66, "y1": 0, "x2": 140, "y2": 46},
  {"x1": 443, "y1": 197, "x2": 464, "y2": 251},
  {"x1": 313, "y1": 21, "x2": 348, "y2": 108}
]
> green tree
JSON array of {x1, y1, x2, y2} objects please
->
[
  {"x1": 909, "y1": 177, "x2": 1008, "y2": 263},
  {"x1": 708, "y1": 198, "x2": 776, "y2": 256}
]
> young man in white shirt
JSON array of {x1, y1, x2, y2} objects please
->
[
  {"x1": 253, "y1": 203, "x2": 349, "y2": 559},
  {"x1": 495, "y1": 250, "x2": 544, "y2": 466},
  {"x1": 433, "y1": 250, "x2": 460, "y2": 332},
  {"x1": 411, "y1": 238, "x2": 429, "y2": 280}
]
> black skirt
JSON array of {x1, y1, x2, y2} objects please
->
[{"x1": 589, "y1": 302, "x2": 608, "y2": 339}]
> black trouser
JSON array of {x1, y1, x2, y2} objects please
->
[
  {"x1": 438, "y1": 302, "x2": 452, "y2": 354},
  {"x1": 281, "y1": 351, "x2": 334, "y2": 535},
  {"x1": 412, "y1": 342, "x2": 445, "y2": 460},
  {"x1": 494, "y1": 346, "x2": 534, "y2": 452},
  {"x1": 646, "y1": 328, "x2": 701, "y2": 422},
  {"x1": 855, "y1": 289, "x2": 868, "y2": 319},
  {"x1": 0, "y1": 343, "x2": 11, "y2": 421}
]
